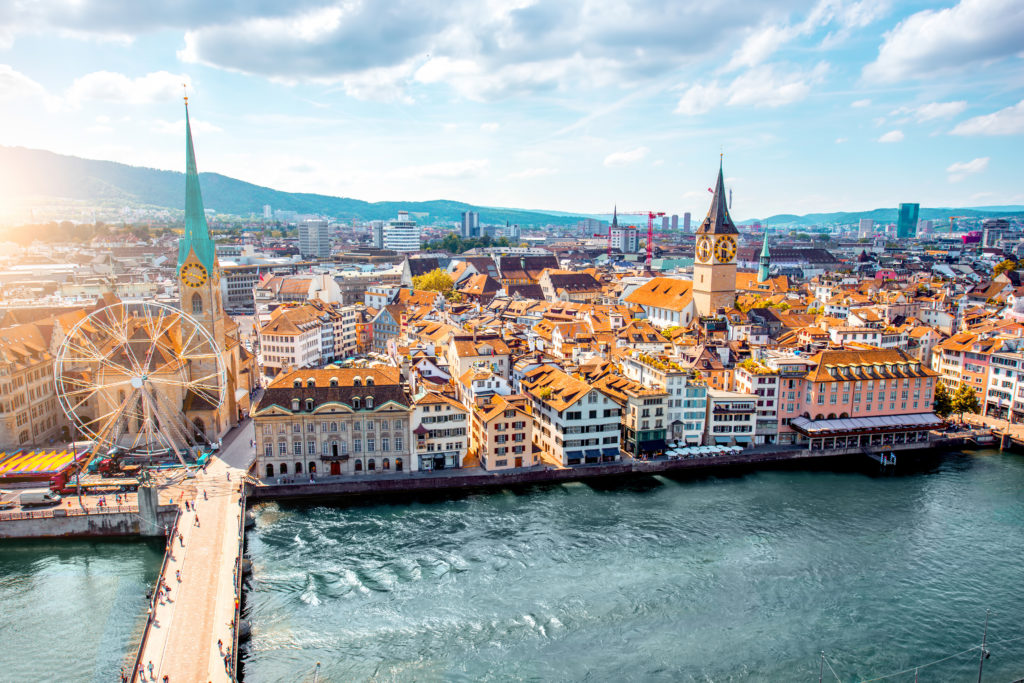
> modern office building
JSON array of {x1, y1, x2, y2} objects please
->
[
  {"x1": 298, "y1": 219, "x2": 331, "y2": 259},
  {"x1": 858, "y1": 218, "x2": 874, "y2": 238},
  {"x1": 371, "y1": 221, "x2": 385, "y2": 249},
  {"x1": 461, "y1": 211, "x2": 480, "y2": 238},
  {"x1": 682, "y1": 213, "x2": 690, "y2": 232},
  {"x1": 383, "y1": 211, "x2": 421, "y2": 253},
  {"x1": 897, "y1": 203, "x2": 919, "y2": 239},
  {"x1": 611, "y1": 226, "x2": 639, "y2": 254}
]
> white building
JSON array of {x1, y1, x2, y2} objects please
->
[
  {"x1": 704, "y1": 389, "x2": 757, "y2": 446},
  {"x1": 521, "y1": 365, "x2": 622, "y2": 466},
  {"x1": 384, "y1": 211, "x2": 421, "y2": 253},
  {"x1": 734, "y1": 361, "x2": 780, "y2": 445},
  {"x1": 621, "y1": 353, "x2": 706, "y2": 444},
  {"x1": 298, "y1": 219, "x2": 331, "y2": 259},
  {"x1": 611, "y1": 226, "x2": 639, "y2": 254},
  {"x1": 413, "y1": 391, "x2": 470, "y2": 470},
  {"x1": 858, "y1": 218, "x2": 874, "y2": 239}
]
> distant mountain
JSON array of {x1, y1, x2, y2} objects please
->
[
  {"x1": 748, "y1": 206, "x2": 1024, "y2": 227},
  {"x1": 0, "y1": 146, "x2": 586, "y2": 226}
]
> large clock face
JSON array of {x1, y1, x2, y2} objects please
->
[
  {"x1": 714, "y1": 235, "x2": 737, "y2": 263},
  {"x1": 696, "y1": 237, "x2": 713, "y2": 263},
  {"x1": 180, "y1": 263, "x2": 208, "y2": 288}
]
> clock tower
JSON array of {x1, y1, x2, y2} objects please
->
[
  {"x1": 177, "y1": 99, "x2": 225, "y2": 346},
  {"x1": 692, "y1": 160, "x2": 739, "y2": 317}
]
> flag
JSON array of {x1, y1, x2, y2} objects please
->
[{"x1": 707, "y1": 187, "x2": 714, "y2": 193}]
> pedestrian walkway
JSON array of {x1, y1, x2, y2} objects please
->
[{"x1": 131, "y1": 422, "x2": 253, "y2": 683}]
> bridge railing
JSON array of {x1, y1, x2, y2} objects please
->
[
  {"x1": 129, "y1": 507, "x2": 180, "y2": 683},
  {"x1": 229, "y1": 486, "x2": 247, "y2": 681},
  {"x1": 0, "y1": 504, "x2": 140, "y2": 521}
]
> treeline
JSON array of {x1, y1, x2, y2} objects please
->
[{"x1": 421, "y1": 232, "x2": 513, "y2": 254}]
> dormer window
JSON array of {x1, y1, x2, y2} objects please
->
[
  {"x1": 329, "y1": 377, "x2": 338, "y2": 387},
  {"x1": 353, "y1": 397, "x2": 361, "y2": 410},
  {"x1": 307, "y1": 378, "x2": 315, "y2": 388},
  {"x1": 305, "y1": 398, "x2": 314, "y2": 411},
  {"x1": 353, "y1": 377, "x2": 362, "y2": 387},
  {"x1": 291, "y1": 398, "x2": 299, "y2": 411},
  {"x1": 365, "y1": 377, "x2": 374, "y2": 386},
  {"x1": 366, "y1": 396, "x2": 374, "y2": 409},
  {"x1": 293, "y1": 379, "x2": 301, "y2": 389}
]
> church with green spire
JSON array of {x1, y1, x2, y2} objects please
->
[{"x1": 176, "y1": 98, "x2": 255, "y2": 439}]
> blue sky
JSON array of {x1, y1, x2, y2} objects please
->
[{"x1": 0, "y1": 0, "x2": 1022, "y2": 220}]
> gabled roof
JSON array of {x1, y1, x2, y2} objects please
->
[{"x1": 624, "y1": 277, "x2": 693, "y2": 312}]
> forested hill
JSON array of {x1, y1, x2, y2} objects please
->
[{"x1": 0, "y1": 146, "x2": 584, "y2": 226}]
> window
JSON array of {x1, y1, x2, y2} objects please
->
[
  {"x1": 353, "y1": 398, "x2": 361, "y2": 410},
  {"x1": 366, "y1": 421, "x2": 375, "y2": 431},
  {"x1": 293, "y1": 441, "x2": 302, "y2": 455},
  {"x1": 395, "y1": 436, "x2": 403, "y2": 451},
  {"x1": 382, "y1": 437, "x2": 390, "y2": 451},
  {"x1": 191, "y1": 292, "x2": 203, "y2": 315},
  {"x1": 264, "y1": 444, "x2": 273, "y2": 457},
  {"x1": 367, "y1": 438, "x2": 375, "y2": 451},
  {"x1": 366, "y1": 396, "x2": 374, "y2": 409},
  {"x1": 354, "y1": 438, "x2": 361, "y2": 453},
  {"x1": 307, "y1": 441, "x2": 316, "y2": 455},
  {"x1": 278, "y1": 442, "x2": 287, "y2": 455}
]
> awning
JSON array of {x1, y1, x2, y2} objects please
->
[
  {"x1": 567, "y1": 450, "x2": 583, "y2": 458},
  {"x1": 791, "y1": 412, "x2": 944, "y2": 436},
  {"x1": 602, "y1": 447, "x2": 619, "y2": 456},
  {"x1": 638, "y1": 439, "x2": 665, "y2": 451},
  {"x1": 586, "y1": 449, "x2": 601, "y2": 458}
]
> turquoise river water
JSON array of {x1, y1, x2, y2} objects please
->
[
  {"x1": 0, "y1": 537, "x2": 164, "y2": 681},
  {"x1": 241, "y1": 451, "x2": 1024, "y2": 682}
]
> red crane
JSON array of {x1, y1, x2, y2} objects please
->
[{"x1": 614, "y1": 210, "x2": 665, "y2": 269}]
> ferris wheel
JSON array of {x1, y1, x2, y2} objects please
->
[{"x1": 53, "y1": 301, "x2": 226, "y2": 463}]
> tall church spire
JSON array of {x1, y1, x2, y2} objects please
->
[
  {"x1": 697, "y1": 158, "x2": 737, "y2": 235},
  {"x1": 177, "y1": 98, "x2": 216, "y2": 272},
  {"x1": 611, "y1": 204, "x2": 618, "y2": 228},
  {"x1": 758, "y1": 231, "x2": 771, "y2": 282}
]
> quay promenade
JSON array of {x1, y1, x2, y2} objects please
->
[
  {"x1": 131, "y1": 422, "x2": 254, "y2": 683},
  {"x1": 249, "y1": 438, "x2": 945, "y2": 503}
]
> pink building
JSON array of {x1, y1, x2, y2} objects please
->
[{"x1": 769, "y1": 349, "x2": 941, "y2": 449}]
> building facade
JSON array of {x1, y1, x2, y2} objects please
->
[{"x1": 253, "y1": 368, "x2": 414, "y2": 479}]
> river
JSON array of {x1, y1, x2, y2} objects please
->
[
  {"x1": 0, "y1": 537, "x2": 164, "y2": 681},
  {"x1": 241, "y1": 451, "x2": 1024, "y2": 682}
]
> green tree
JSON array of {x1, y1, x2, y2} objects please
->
[
  {"x1": 951, "y1": 383, "x2": 980, "y2": 422},
  {"x1": 932, "y1": 381, "x2": 953, "y2": 418},
  {"x1": 993, "y1": 259, "x2": 1017, "y2": 278},
  {"x1": 412, "y1": 268, "x2": 455, "y2": 299}
]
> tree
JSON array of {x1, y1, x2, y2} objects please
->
[
  {"x1": 932, "y1": 381, "x2": 953, "y2": 418},
  {"x1": 412, "y1": 268, "x2": 455, "y2": 299},
  {"x1": 952, "y1": 382, "x2": 980, "y2": 422},
  {"x1": 993, "y1": 259, "x2": 1017, "y2": 278}
]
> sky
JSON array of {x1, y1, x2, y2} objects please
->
[{"x1": 0, "y1": 0, "x2": 1022, "y2": 220}]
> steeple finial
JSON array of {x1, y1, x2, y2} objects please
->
[{"x1": 612, "y1": 204, "x2": 618, "y2": 228}]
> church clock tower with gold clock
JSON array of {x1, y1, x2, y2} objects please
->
[{"x1": 692, "y1": 160, "x2": 739, "y2": 317}]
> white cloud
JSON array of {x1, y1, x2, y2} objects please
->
[
  {"x1": 152, "y1": 118, "x2": 223, "y2": 135},
  {"x1": 507, "y1": 167, "x2": 557, "y2": 179},
  {"x1": 950, "y1": 99, "x2": 1024, "y2": 135},
  {"x1": 725, "y1": 0, "x2": 887, "y2": 71},
  {"x1": 897, "y1": 100, "x2": 968, "y2": 121},
  {"x1": 851, "y1": 98, "x2": 871, "y2": 107},
  {"x1": 603, "y1": 147, "x2": 649, "y2": 167},
  {"x1": 835, "y1": 137, "x2": 848, "y2": 143},
  {"x1": 66, "y1": 70, "x2": 191, "y2": 107},
  {"x1": 0, "y1": 64, "x2": 46, "y2": 102},
  {"x1": 864, "y1": 0, "x2": 1024, "y2": 82},
  {"x1": 676, "y1": 62, "x2": 829, "y2": 115},
  {"x1": 480, "y1": 122, "x2": 500, "y2": 132},
  {"x1": 946, "y1": 156, "x2": 989, "y2": 182},
  {"x1": 391, "y1": 159, "x2": 489, "y2": 180},
  {"x1": 877, "y1": 129, "x2": 904, "y2": 142}
]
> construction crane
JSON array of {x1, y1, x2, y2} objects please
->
[
  {"x1": 614, "y1": 210, "x2": 666, "y2": 270},
  {"x1": 598, "y1": 208, "x2": 671, "y2": 266}
]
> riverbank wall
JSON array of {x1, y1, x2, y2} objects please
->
[
  {"x1": 0, "y1": 505, "x2": 177, "y2": 539},
  {"x1": 248, "y1": 442, "x2": 941, "y2": 504}
]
